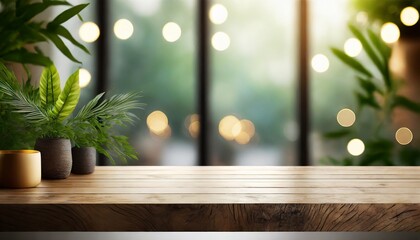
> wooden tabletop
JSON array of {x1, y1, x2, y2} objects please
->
[{"x1": 1, "y1": 166, "x2": 420, "y2": 231}]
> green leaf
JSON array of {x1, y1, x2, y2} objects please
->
[
  {"x1": 47, "y1": 4, "x2": 89, "y2": 28},
  {"x1": 349, "y1": 24, "x2": 389, "y2": 87},
  {"x1": 41, "y1": 31, "x2": 81, "y2": 63},
  {"x1": 51, "y1": 70, "x2": 80, "y2": 121},
  {"x1": 357, "y1": 77, "x2": 382, "y2": 95},
  {"x1": 39, "y1": 64, "x2": 61, "y2": 109},
  {"x1": 323, "y1": 129, "x2": 352, "y2": 139},
  {"x1": 393, "y1": 95, "x2": 420, "y2": 113},
  {"x1": 54, "y1": 26, "x2": 90, "y2": 54},
  {"x1": 331, "y1": 47, "x2": 373, "y2": 77},
  {"x1": 1, "y1": 49, "x2": 53, "y2": 66},
  {"x1": 17, "y1": 1, "x2": 71, "y2": 23},
  {"x1": 367, "y1": 29, "x2": 391, "y2": 63},
  {"x1": 355, "y1": 91, "x2": 380, "y2": 109}
]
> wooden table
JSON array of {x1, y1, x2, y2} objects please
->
[{"x1": 1, "y1": 166, "x2": 420, "y2": 231}]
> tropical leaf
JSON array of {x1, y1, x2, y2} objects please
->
[
  {"x1": 39, "y1": 64, "x2": 61, "y2": 109},
  {"x1": 356, "y1": 77, "x2": 382, "y2": 95},
  {"x1": 53, "y1": 26, "x2": 89, "y2": 54},
  {"x1": 331, "y1": 47, "x2": 373, "y2": 77},
  {"x1": 393, "y1": 95, "x2": 420, "y2": 113},
  {"x1": 355, "y1": 91, "x2": 380, "y2": 109},
  {"x1": 1, "y1": 49, "x2": 53, "y2": 66},
  {"x1": 40, "y1": 30, "x2": 81, "y2": 63},
  {"x1": 47, "y1": 4, "x2": 89, "y2": 28},
  {"x1": 17, "y1": 1, "x2": 71, "y2": 23},
  {"x1": 367, "y1": 28, "x2": 391, "y2": 62},
  {"x1": 51, "y1": 69, "x2": 80, "y2": 121},
  {"x1": 348, "y1": 24, "x2": 388, "y2": 86}
]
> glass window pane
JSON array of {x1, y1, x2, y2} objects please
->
[
  {"x1": 109, "y1": 0, "x2": 197, "y2": 165},
  {"x1": 210, "y1": 0, "x2": 298, "y2": 165}
]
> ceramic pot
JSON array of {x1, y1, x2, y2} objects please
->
[
  {"x1": 0, "y1": 150, "x2": 41, "y2": 188},
  {"x1": 35, "y1": 138, "x2": 72, "y2": 179},
  {"x1": 71, "y1": 147, "x2": 96, "y2": 174}
]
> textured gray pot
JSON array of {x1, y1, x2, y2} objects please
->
[
  {"x1": 34, "y1": 138, "x2": 72, "y2": 179},
  {"x1": 71, "y1": 147, "x2": 96, "y2": 174}
]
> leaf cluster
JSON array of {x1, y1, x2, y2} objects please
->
[
  {"x1": 324, "y1": 24, "x2": 420, "y2": 166},
  {"x1": 0, "y1": 0, "x2": 89, "y2": 66},
  {"x1": 0, "y1": 63, "x2": 144, "y2": 164}
]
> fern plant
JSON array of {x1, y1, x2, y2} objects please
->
[
  {"x1": 0, "y1": 62, "x2": 143, "y2": 163},
  {"x1": 0, "y1": 63, "x2": 80, "y2": 139},
  {"x1": 323, "y1": 24, "x2": 420, "y2": 166}
]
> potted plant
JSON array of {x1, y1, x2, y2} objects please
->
[
  {"x1": 0, "y1": 63, "x2": 80, "y2": 179},
  {"x1": 69, "y1": 92, "x2": 143, "y2": 174},
  {"x1": 0, "y1": 0, "x2": 89, "y2": 150}
]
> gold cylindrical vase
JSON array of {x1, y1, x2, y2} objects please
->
[{"x1": 0, "y1": 150, "x2": 41, "y2": 188}]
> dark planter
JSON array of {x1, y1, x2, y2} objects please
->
[
  {"x1": 71, "y1": 147, "x2": 96, "y2": 174},
  {"x1": 34, "y1": 138, "x2": 72, "y2": 179}
]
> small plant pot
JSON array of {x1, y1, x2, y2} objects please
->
[
  {"x1": 71, "y1": 147, "x2": 96, "y2": 174},
  {"x1": 35, "y1": 138, "x2": 72, "y2": 179},
  {"x1": 0, "y1": 150, "x2": 41, "y2": 188}
]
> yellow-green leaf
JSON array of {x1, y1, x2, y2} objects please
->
[
  {"x1": 51, "y1": 70, "x2": 80, "y2": 121},
  {"x1": 39, "y1": 64, "x2": 61, "y2": 109}
]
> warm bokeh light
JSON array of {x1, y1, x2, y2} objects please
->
[
  {"x1": 401, "y1": 7, "x2": 419, "y2": 26},
  {"x1": 356, "y1": 12, "x2": 368, "y2": 25},
  {"x1": 234, "y1": 119, "x2": 255, "y2": 144},
  {"x1": 209, "y1": 4, "x2": 228, "y2": 24},
  {"x1": 395, "y1": 127, "x2": 413, "y2": 145},
  {"x1": 114, "y1": 19, "x2": 134, "y2": 40},
  {"x1": 187, "y1": 114, "x2": 200, "y2": 138},
  {"x1": 212, "y1": 32, "x2": 230, "y2": 51},
  {"x1": 381, "y1": 22, "x2": 400, "y2": 44},
  {"x1": 78, "y1": 68, "x2": 91, "y2": 88},
  {"x1": 337, "y1": 108, "x2": 356, "y2": 127},
  {"x1": 147, "y1": 111, "x2": 169, "y2": 135},
  {"x1": 79, "y1": 22, "x2": 100, "y2": 43},
  {"x1": 347, "y1": 138, "x2": 365, "y2": 156},
  {"x1": 162, "y1": 22, "x2": 182, "y2": 42},
  {"x1": 219, "y1": 115, "x2": 240, "y2": 140},
  {"x1": 344, "y1": 38, "x2": 362, "y2": 57},
  {"x1": 311, "y1": 54, "x2": 329, "y2": 73}
]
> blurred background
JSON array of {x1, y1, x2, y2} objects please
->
[{"x1": 50, "y1": 0, "x2": 420, "y2": 166}]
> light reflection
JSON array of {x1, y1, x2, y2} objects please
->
[
  {"x1": 186, "y1": 114, "x2": 200, "y2": 138},
  {"x1": 78, "y1": 68, "x2": 91, "y2": 88},
  {"x1": 344, "y1": 38, "x2": 362, "y2": 57},
  {"x1": 347, "y1": 138, "x2": 365, "y2": 156},
  {"x1": 79, "y1": 22, "x2": 100, "y2": 43},
  {"x1": 212, "y1": 32, "x2": 230, "y2": 51},
  {"x1": 219, "y1": 115, "x2": 240, "y2": 140},
  {"x1": 114, "y1": 19, "x2": 134, "y2": 40},
  {"x1": 337, "y1": 108, "x2": 356, "y2": 127},
  {"x1": 395, "y1": 127, "x2": 413, "y2": 145},
  {"x1": 311, "y1": 54, "x2": 329, "y2": 73},
  {"x1": 209, "y1": 4, "x2": 228, "y2": 24},
  {"x1": 162, "y1": 22, "x2": 182, "y2": 42},
  {"x1": 381, "y1": 22, "x2": 400, "y2": 44},
  {"x1": 401, "y1": 7, "x2": 419, "y2": 26},
  {"x1": 147, "y1": 111, "x2": 169, "y2": 135}
]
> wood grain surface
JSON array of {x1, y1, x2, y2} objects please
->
[{"x1": 1, "y1": 166, "x2": 420, "y2": 231}]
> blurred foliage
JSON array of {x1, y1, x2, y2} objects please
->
[
  {"x1": 323, "y1": 24, "x2": 420, "y2": 166},
  {"x1": 353, "y1": 0, "x2": 420, "y2": 24}
]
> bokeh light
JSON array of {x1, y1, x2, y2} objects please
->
[
  {"x1": 114, "y1": 19, "x2": 134, "y2": 40},
  {"x1": 219, "y1": 115, "x2": 240, "y2": 140},
  {"x1": 356, "y1": 12, "x2": 368, "y2": 25},
  {"x1": 162, "y1": 22, "x2": 182, "y2": 42},
  {"x1": 78, "y1": 68, "x2": 91, "y2": 88},
  {"x1": 401, "y1": 7, "x2": 419, "y2": 26},
  {"x1": 311, "y1": 54, "x2": 329, "y2": 73},
  {"x1": 337, "y1": 108, "x2": 356, "y2": 127},
  {"x1": 209, "y1": 4, "x2": 228, "y2": 24},
  {"x1": 187, "y1": 114, "x2": 200, "y2": 138},
  {"x1": 234, "y1": 119, "x2": 255, "y2": 145},
  {"x1": 212, "y1": 32, "x2": 230, "y2": 51},
  {"x1": 344, "y1": 38, "x2": 362, "y2": 57},
  {"x1": 347, "y1": 138, "x2": 365, "y2": 156},
  {"x1": 79, "y1": 22, "x2": 100, "y2": 43},
  {"x1": 381, "y1": 22, "x2": 400, "y2": 44},
  {"x1": 147, "y1": 111, "x2": 169, "y2": 135},
  {"x1": 395, "y1": 127, "x2": 413, "y2": 145}
]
